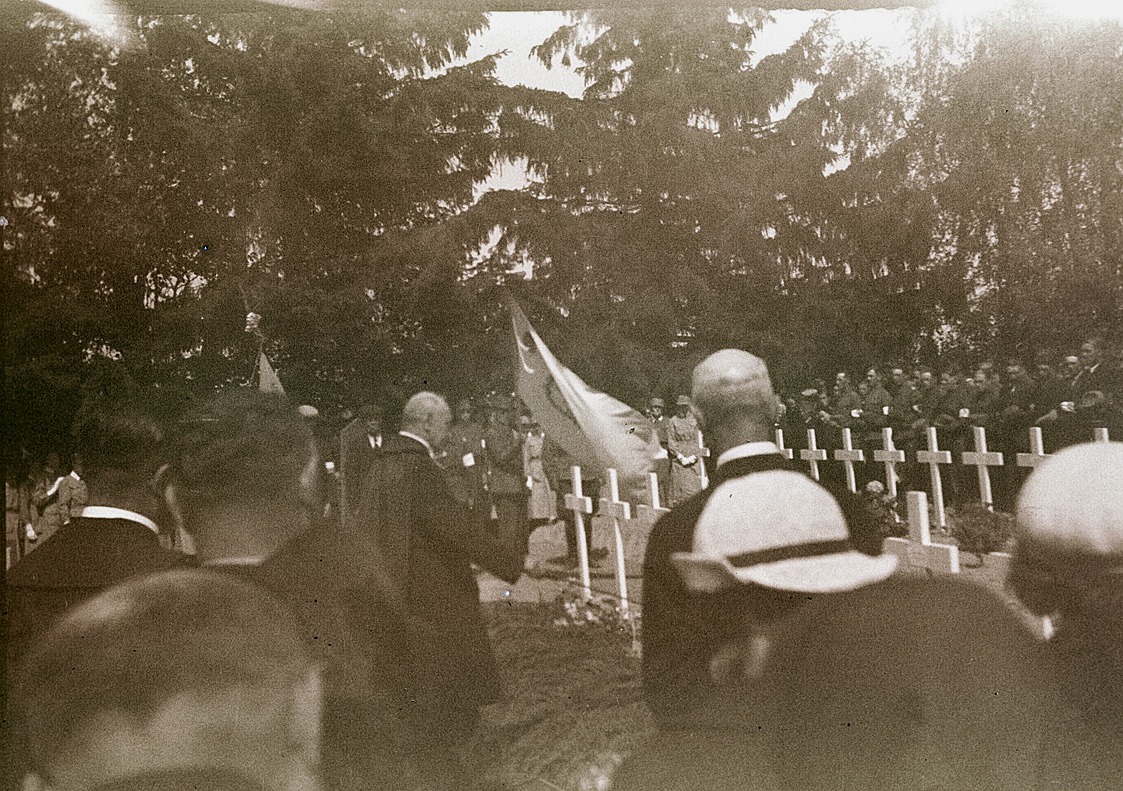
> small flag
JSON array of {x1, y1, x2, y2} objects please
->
[
  {"x1": 257, "y1": 350, "x2": 285, "y2": 395},
  {"x1": 508, "y1": 295, "x2": 659, "y2": 502}
]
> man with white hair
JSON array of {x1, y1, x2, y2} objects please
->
[
  {"x1": 357, "y1": 391, "x2": 526, "y2": 788},
  {"x1": 641, "y1": 349, "x2": 897, "y2": 729}
]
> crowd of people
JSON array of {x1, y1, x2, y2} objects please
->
[
  {"x1": 772, "y1": 337, "x2": 1122, "y2": 458},
  {"x1": 5, "y1": 341, "x2": 1123, "y2": 791}
]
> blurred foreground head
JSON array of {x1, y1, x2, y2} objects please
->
[
  {"x1": 691, "y1": 349, "x2": 777, "y2": 452},
  {"x1": 765, "y1": 577, "x2": 1062, "y2": 791},
  {"x1": 168, "y1": 391, "x2": 322, "y2": 561},
  {"x1": 13, "y1": 569, "x2": 321, "y2": 791},
  {"x1": 1010, "y1": 441, "x2": 1123, "y2": 619}
]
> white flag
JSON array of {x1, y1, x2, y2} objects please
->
[
  {"x1": 257, "y1": 350, "x2": 285, "y2": 395},
  {"x1": 508, "y1": 296, "x2": 659, "y2": 502}
]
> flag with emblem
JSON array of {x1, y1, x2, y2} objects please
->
[{"x1": 508, "y1": 296, "x2": 659, "y2": 502}]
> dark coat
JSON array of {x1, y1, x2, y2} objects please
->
[
  {"x1": 6, "y1": 515, "x2": 185, "y2": 667},
  {"x1": 339, "y1": 418, "x2": 382, "y2": 525},
  {"x1": 215, "y1": 523, "x2": 422, "y2": 791},
  {"x1": 356, "y1": 433, "x2": 524, "y2": 742}
]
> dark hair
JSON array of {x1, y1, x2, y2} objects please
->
[
  {"x1": 71, "y1": 396, "x2": 165, "y2": 474},
  {"x1": 171, "y1": 390, "x2": 312, "y2": 507},
  {"x1": 13, "y1": 569, "x2": 311, "y2": 773}
]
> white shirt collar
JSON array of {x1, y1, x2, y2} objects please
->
[
  {"x1": 398, "y1": 430, "x2": 434, "y2": 458},
  {"x1": 202, "y1": 557, "x2": 264, "y2": 567},
  {"x1": 716, "y1": 441, "x2": 783, "y2": 468},
  {"x1": 69, "y1": 470, "x2": 81, "y2": 481},
  {"x1": 77, "y1": 506, "x2": 160, "y2": 535}
]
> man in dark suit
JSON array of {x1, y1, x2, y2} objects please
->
[
  {"x1": 338, "y1": 403, "x2": 383, "y2": 527},
  {"x1": 641, "y1": 349, "x2": 897, "y2": 730},
  {"x1": 357, "y1": 391, "x2": 526, "y2": 788},
  {"x1": 6, "y1": 397, "x2": 184, "y2": 667},
  {"x1": 168, "y1": 390, "x2": 419, "y2": 791}
]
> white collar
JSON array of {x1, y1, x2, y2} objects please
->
[
  {"x1": 399, "y1": 430, "x2": 434, "y2": 458},
  {"x1": 69, "y1": 470, "x2": 81, "y2": 481},
  {"x1": 716, "y1": 441, "x2": 783, "y2": 467},
  {"x1": 202, "y1": 557, "x2": 264, "y2": 567},
  {"x1": 77, "y1": 506, "x2": 160, "y2": 535}
]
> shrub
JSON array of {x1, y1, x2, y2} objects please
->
[{"x1": 948, "y1": 503, "x2": 1014, "y2": 556}]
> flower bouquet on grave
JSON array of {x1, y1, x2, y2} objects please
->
[{"x1": 552, "y1": 586, "x2": 635, "y2": 639}]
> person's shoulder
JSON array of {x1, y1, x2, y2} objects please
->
[
  {"x1": 647, "y1": 490, "x2": 711, "y2": 553},
  {"x1": 379, "y1": 433, "x2": 428, "y2": 456}
]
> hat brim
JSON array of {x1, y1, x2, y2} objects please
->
[{"x1": 672, "y1": 550, "x2": 897, "y2": 595}]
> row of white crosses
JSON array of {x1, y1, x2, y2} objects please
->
[
  {"x1": 559, "y1": 424, "x2": 1113, "y2": 627},
  {"x1": 563, "y1": 466, "x2": 671, "y2": 615},
  {"x1": 777, "y1": 425, "x2": 1114, "y2": 529}
]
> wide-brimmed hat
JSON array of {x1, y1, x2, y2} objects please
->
[
  {"x1": 672, "y1": 470, "x2": 897, "y2": 594},
  {"x1": 649, "y1": 397, "x2": 666, "y2": 408},
  {"x1": 1016, "y1": 441, "x2": 1123, "y2": 565},
  {"x1": 676, "y1": 395, "x2": 692, "y2": 407}
]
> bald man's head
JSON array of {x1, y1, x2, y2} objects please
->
[
  {"x1": 691, "y1": 350, "x2": 778, "y2": 444},
  {"x1": 400, "y1": 392, "x2": 453, "y2": 449}
]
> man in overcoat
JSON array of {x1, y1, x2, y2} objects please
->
[{"x1": 357, "y1": 391, "x2": 526, "y2": 788}]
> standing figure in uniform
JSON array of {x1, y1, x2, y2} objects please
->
[
  {"x1": 668, "y1": 396, "x2": 704, "y2": 506},
  {"x1": 522, "y1": 416, "x2": 556, "y2": 529},
  {"x1": 648, "y1": 397, "x2": 671, "y2": 506}
]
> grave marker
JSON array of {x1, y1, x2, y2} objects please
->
[
  {"x1": 635, "y1": 471, "x2": 671, "y2": 524},
  {"x1": 563, "y1": 465, "x2": 594, "y2": 599},
  {"x1": 961, "y1": 425, "x2": 1004, "y2": 508},
  {"x1": 599, "y1": 468, "x2": 633, "y2": 620},
  {"x1": 915, "y1": 426, "x2": 952, "y2": 528},
  {"x1": 833, "y1": 427, "x2": 865, "y2": 494},
  {"x1": 873, "y1": 427, "x2": 905, "y2": 500},
  {"x1": 883, "y1": 490, "x2": 960, "y2": 574},
  {"x1": 697, "y1": 430, "x2": 711, "y2": 489},
  {"x1": 1016, "y1": 427, "x2": 1049, "y2": 468},
  {"x1": 1095, "y1": 427, "x2": 1111, "y2": 443},
  {"x1": 774, "y1": 428, "x2": 795, "y2": 460},
  {"x1": 800, "y1": 428, "x2": 827, "y2": 482}
]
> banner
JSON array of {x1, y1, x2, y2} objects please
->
[
  {"x1": 257, "y1": 350, "x2": 286, "y2": 395},
  {"x1": 508, "y1": 296, "x2": 659, "y2": 502}
]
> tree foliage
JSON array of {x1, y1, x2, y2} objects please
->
[{"x1": 3, "y1": 3, "x2": 1121, "y2": 458}]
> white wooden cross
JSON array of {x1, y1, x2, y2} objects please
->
[
  {"x1": 635, "y1": 471, "x2": 671, "y2": 525},
  {"x1": 873, "y1": 427, "x2": 905, "y2": 501},
  {"x1": 696, "y1": 430, "x2": 711, "y2": 489},
  {"x1": 1095, "y1": 427, "x2": 1111, "y2": 443},
  {"x1": 883, "y1": 490, "x2": 960, "y2": 574},
  {"x1": 960, "y1": 425, "x2": 1004, "y2": 508},
  {"x1": 563, "y1": 465, "x2": 594, "y2": 599},
  {"x1": 1016, "y1": 427, "x2": 1049, "y2": 468},
  {"x1": 599, "y1": 468, "x2": 632, "y2": 620},
  {"x1": 800, "y1": 428, "x2": 827, "y2": 482},
  {"x1": 774, "y1": 428, "x2": 795, "y2": 460},
  {"x1": 915, "y1": 426, "x2": 952, "y2": 528},
  {"x1": 833, "y1": 427, "x2": 865, "y2": 494}
]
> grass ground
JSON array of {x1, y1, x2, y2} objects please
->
[{"x1": 468, "y1": 600, "x2": 653, "y2": 791}]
